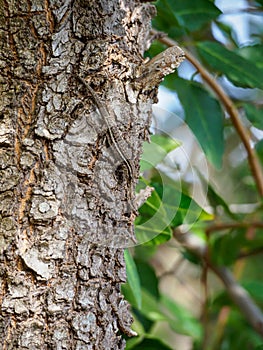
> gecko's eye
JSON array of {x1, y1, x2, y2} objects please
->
[{"x1": 115, "y1": 162, "x2": 126, "y2": 184}]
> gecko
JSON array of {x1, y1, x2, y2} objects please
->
[{"x1": 79, "y1": 77, "x2": 136, "y2": 212}]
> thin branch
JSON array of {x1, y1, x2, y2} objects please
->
[
  {"x1": 238, "y1": 247, "x2": 263, "y2": 259},
  {"x1": 173, "y1": 229, "x2": 263, "y2": 337},
  {"x1": 212, "y1": 265, "x2": 263, "y2": 336},
  {"x1": 151, "y1": 29, "x2": 263, "y2": 197},
  {"x1": 206, "y1": 221, "x2": 263, "y2": 236},
  {"x1": 221, "y1": 7, "x2": 263, "y2": 15},
  {"x1": 206, "y1": 221, "x2": 263, "y2": 260}
]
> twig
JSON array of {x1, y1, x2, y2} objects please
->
[
  {"x1": 173, "y1": 229, "x2": 263, "y2": 337},
  {"x1": 221, "y1": 7, "x2": 263, "y2": 15},
  {"x1": 206, "y1": 221, "x2": 263, "y2": 236},
  {"x1": 212, "y1": 265, "x2": 263, "y2": 336},
  {"x1": 238, "y1": 247, "x2": 263, "y2": 259},
  {"x1": 206, "y1": 221, "x2": 263, "y2": 260},
  {"x1": 151, "y1": 29, "x2": 263, "y2": 197}
]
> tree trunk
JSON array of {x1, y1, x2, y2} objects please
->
[{"x1": 0, "y1": 0, "x2": 183, "y2": 348}]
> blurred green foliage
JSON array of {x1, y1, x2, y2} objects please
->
[{"x1": 123, "y1": 1, "x2": 263, "y2": 349}]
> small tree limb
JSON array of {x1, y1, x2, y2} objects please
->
[{"x1": 173, "y1": 229, "x2": 263, "y2": 338}]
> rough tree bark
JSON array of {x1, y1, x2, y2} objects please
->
[{"x1": 0, "y1": 0, "x2": 184, "y2": 349}]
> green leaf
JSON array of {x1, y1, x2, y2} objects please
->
[
  {"x1": 135, "y1": 260, "x2": 159, "y2": 299},
  {"x1": 206, "y1": 182, "x2": 238, "y2": 219},
  {"x1": 133, "y1": 309, "x2": 154, "y2": 334},
  {"x1": 210, "y1": 229, "x2": 244, "y2": 266},
  {"x1": 124, "y1": 250, "x2": 142, "y2": 309},
  {"x1": 145, "y1": 41, "x2": 167, "y2": 60},
  {"x1": 134, "y1": 244, "x2": 157, "y2": 262},
  {"x1": 124, "y1": 313, "x2": 145, "y2": 346},
  {"x1": 135, "y1": 179, "x2": 211, "y2": 245},
  {"x1": 140, "y1": 134, "x2": 181, "y2": 171},
  {"x1": 129, "y1": 336, "x2": 174, "y2": 350},
  {"x1": 212, "y1": 290, "x2": 232, "y2": 309},
  {"x1": 155, "y1": 0, "x2": 221, "y2": 32},
  {"x1": 153, "y1": 0, "x2": 185, "y2": 39},
  {"x1": 139, "y1": 289, "x2": 167, "y2": 322},
  {"x1": 196, "y1": 169, "x2": 238, "y2": 220},
  {"x1": 135, "y1": 177, "x2": 176, "y2": 245},
  {"x1": 169, "y1": 189, "x2": 213, "y2": 227},
  {"x1": 150, "y1": 226, "x2": 172, "y2": 246},
  {"x1": 139, "y1": 226, "x2": 172, "y2": 247},
  {"x1": 160, "y1": 294, "x2": 203, "y2": 340},
  {"x1": 137, "y1": 289, "x2": 202, "y2": 340},
  {"x1": 151, "y1": 134, "x2": 181, "y2": 153},
  {"x1": 135, "y1": 179, "x2": 164, "y2": 221},
  {"x1": 135, "y1": 184, "x2": 173, "y2": 245},
  {"x1": 165, "y1": 75, "x2": 224, "y2": 169},
  {"x1": 242, "y1": 281, "x2": 263, "y2": 304},
  {"x1": 215, "y1": 309, "x2": 263, "y2": 349},
  {"x1": 174, "y1": 0, "x2": 221, "y2": 32},
  {"x1": 182, "y1": 250, "x2": 202, "y2": 266},
  {"x1": 122, "y1": 282, "x2": 137, "y2": 309},
  {"x1": 244, "y1": 104, "x2": 263, "y2": 130},
  {"x1": 126, "y1": 335, "x2": 144, "y2": 350},
  {"x1": 210, "y1": 228, "x2": 263, "y2": 266},
  {"x1": 197, "y1": 41, "x2": 263, "y2": 89},
  {"x1": 238, "y1": 45, "x2": 263, "y2": 69},
  {"x1": 255, "y1": 139, "x2": 263, "y2": 166}
]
